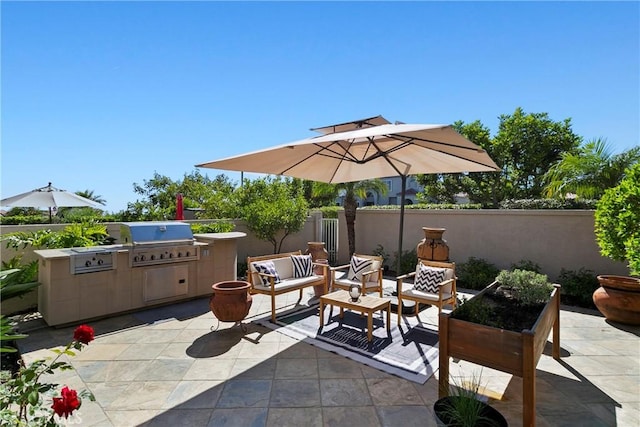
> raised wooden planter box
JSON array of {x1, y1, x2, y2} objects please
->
[{"x1": 439, "y1": 281, "x2": 561, "y2": 427}]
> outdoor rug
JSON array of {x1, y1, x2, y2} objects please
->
[{"x1": 255, "y1": 304, "x2": 439, "y2": 384}]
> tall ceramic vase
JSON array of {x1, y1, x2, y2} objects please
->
[
  {"x1": 416, "y1": 227, "x2": 450, "y2": 261},
  {"x1": 306, "y1": 242, "x2": 329, "y2": 297},
  {"x1": 209, "y1": 281, "x2": 253, "y2": 322}
]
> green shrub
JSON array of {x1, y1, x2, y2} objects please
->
[
  {"x1": 372, "y1": 244, "x2": 390, "y2": 270},
  {"x1": 594, "y1": 163, "x2": 640, "y2": 276},
  {"x1": 496, "y1": 269, "x2": 554, "y2": 305},
  {"x1": 557, "y1": 268, "x2": 599, "y2": 308},
  {"x1": 510, "y1": 259, "x2": 541, "y2": 273},
  {"x1": 237, "y1": 262, "x2": 248, "y2": 280},
  {"x1": 456, "y1": 257, "x2": 500, "y2": 290},
  {"x1": 0, "y1": 215, "x2": 50, "y2": 225},
  {"x1": 190, "y1": 221, "x2": 235, "y2": 234},
  {"x1": 317, "y1": 206, "x2": 340, "y2": 218},
  {"x1": 499, "y1": 198, "x2": 597, "y2": 209},
  {"x1": 2, "y1": 222, "x2": 110, "y2": 250},
  {"x1": 362, "y1": 203, "x2": 482, "y2": 210},
  {"x1": 392, "y1": 248, "x2": 417, "y2": 275}
]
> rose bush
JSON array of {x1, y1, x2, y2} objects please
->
[{"x1": 0, "y1": 324, "x2": 95, "y2": 426}]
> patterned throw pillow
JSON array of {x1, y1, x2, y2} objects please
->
[
  {"x1": 348, "y1": 256, "x2": 373, "y2": 281},
  {"x1": 291, "y1": 254, "x2": 313, "y2": 278},
  {"x1": 253, "y1": 261, "x2": 281, "y2": 286},
  {"x1": 414, "y1": 265, "x2": 447, "y2": 293}
]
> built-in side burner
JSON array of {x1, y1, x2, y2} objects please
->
[{"x1": 69, "y1": 248, "x2": 116, "y2": 274}]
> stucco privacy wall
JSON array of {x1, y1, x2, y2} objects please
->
[
  {"x1": 0, "y1": 210, "x2": 630, "y2": 283},
  {"x1": 349, "y1": 209, "x2": 630, "y2": 281}
]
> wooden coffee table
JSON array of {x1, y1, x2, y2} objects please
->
[{"x1": 319, "y1": 290, "x2": 391, "y2": 342}]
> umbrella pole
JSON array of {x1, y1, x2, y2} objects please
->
[{"x1": 396, "y1": 175, "x2": 407, "y2": 275}]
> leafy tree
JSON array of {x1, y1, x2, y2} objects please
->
[
  {"x1": 125, "y1": 170, "x2": 235, "y2": 220},
  {"x1": 493, "y1": 107, "x2": 581, "y2": 200},
  {"x1": 417, "y1": 120, "x2": 502, "y2": 205},
  {"x1": 417, "y1": 108, "x2": 582, "y2": 207},
  {"x1": 543, "y1": 138, "x2": 640, "y2": 199},
  {"x1": 237, "y1": 176, "x2": 309, "y2": 254},
  {"x1": 312, "y1": 179, "x2": 388, "y2": 257}
]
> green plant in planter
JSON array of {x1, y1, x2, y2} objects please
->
[
  {"x1": 452, "y1": 269, "x2": 553, "y2": 332},
  {"x1": 496, "y1": 269, "x2": 554, "y2": 305},
  {"x1": 594, "y1": 163, "x2": 640, "y2": 276},
  {"x1": 434, "y1": 371, "x2": 507, "y2": 427}
]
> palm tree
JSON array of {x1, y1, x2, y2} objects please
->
[
  {"x1": 543, "y1": 138, "x2": 640, "y2": 199},
  {"x1": 313, "y1": 179, "x2": 388, "y2": 257},
  {"x1": 75, "y1": 190, "x2": 106, "y2": 205}
]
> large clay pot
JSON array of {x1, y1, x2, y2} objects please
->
[
  {"x1": 593, "y1": 275, "x2": 640, "y2": 325},
  {"x1": 210, "y1": 281, "x2": 253, "y2": 322},
  {"x1": 306, "y1": 242, "x2": 329, "y2": 297},
  {"x1": 306, "y1": 242, "x2": 329, "y2": 262},
  {"x1": 416, "y1": 227, "x2": 450, "y2": 261}
]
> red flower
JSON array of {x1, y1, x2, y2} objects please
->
[
  {"x1": 73, "y1": 325, "x2": 94, "y2": 344},
  {"x1": 51, "y1": 386, "x2": 80, "y2": 418}
]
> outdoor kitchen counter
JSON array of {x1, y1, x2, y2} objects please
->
[
  {"x1": 193, "y1": 232, "x2": 247, "y2": 240},
  {"x1": 35, "y1": 232, "x2": 247, "y2": 326},
  {"x1": 34, "y1": 244, "x2": 128, "y2": 259}
]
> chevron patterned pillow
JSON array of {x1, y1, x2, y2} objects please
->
[
  {"x1": 414, "y1": 265, "x2": 447, "y2": 293},
  {"x1": 348, "y1": 256, "x2": 373, "y2": 281},
  {"x1": 291, "y1": 254, "x2": 313, "y2": 278},
  {"x1": 253, "y1": 261, "x2": 281, "y2": 286}
]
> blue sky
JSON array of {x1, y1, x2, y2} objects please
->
[{"x1": 2, "y1": 1, "x2": 638, "y2": 213}]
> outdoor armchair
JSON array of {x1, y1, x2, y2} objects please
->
[
  {"x1": 331, "y1": 253, "x2": 384, "y2": 297},
  {"x1": 396, "y1": 259, "x2": 457, "y2": 323}
]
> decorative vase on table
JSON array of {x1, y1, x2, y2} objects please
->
[
  {"x1": 416, "y1": 227, "x2": 450, "y2": 262},
  {"x1": 209, "y1": 281, "x2": 253, "y2": 322},
  {"x1": 306, "y1": 242, "x2": 329, "y2": 297},
  {"x1": 593, "y1": 275, "x2": 640, "y2": 325}
]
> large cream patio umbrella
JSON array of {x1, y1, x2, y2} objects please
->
[
  {"x1": 196, "y1": 116, "x2": 500, "y2": 273},
  {"x1": 1, "y1": 182, "x2": 103, "y2": 223}
]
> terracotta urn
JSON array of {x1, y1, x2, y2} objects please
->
[
  {"x1": 416, "y1": 227, "x2": 450, "y2": 261},
  {"x1": 210, "y1": 281, "x2": 253, "y2": 322},
  {"x1": 593, "y1": 275, "x2": 640, "y2": 325},
  {"x1": 306, "y1": 242, "x2": 329, "y2": 297}
]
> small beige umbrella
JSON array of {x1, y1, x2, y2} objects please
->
[
  {"x1": 0, "y1": 182, "x2": 103, "y2": 223},
  {"x1": 197, "y1": 118, "x2": 500, "y2": 272}
]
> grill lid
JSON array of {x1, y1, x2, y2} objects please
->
[{"x1": 120, "y1": 221, "x2": 194, "y2": 245}]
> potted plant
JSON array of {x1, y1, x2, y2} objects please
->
[
  {"x1": 434, "y1": 371, "x2": 507, "y2": 427},
  {"x1": 593, "y1": 163, "x2": 640, "y2": 325},
  {"x1": 439, "y1": 269, "x2": 560, "y2": 427}
]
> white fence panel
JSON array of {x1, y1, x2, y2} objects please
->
[{"x1": 321, "y1": 218, "x2": 339, "y2": 264}]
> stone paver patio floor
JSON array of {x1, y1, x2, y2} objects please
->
[{"x1": 16, "y1": 288, "x2": 640, "y2": 426}]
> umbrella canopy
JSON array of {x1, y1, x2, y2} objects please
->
[
  {"x1": 196, "y1": 118, "x2": 500, "y2": 272},
  {"x1": 1, "y1": 182, "x2": 103, "y2": 222}
]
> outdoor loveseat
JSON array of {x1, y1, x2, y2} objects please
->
[{"x1": 247, "y1": 250, "x2": 329, "y2": 322}]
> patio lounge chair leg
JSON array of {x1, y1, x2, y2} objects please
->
[{"x1": 271, "y1": 294, "x2": 276, "y2": 323}]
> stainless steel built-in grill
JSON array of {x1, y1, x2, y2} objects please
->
[
  {"x1": 120, "y1": 221, "x2": 200, "y2": 267},
  {"x1": 69, "y1": 247, "x2": 117, "y2": 274}
]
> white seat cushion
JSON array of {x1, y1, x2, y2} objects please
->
[
  {"x1": 334, "y1": 273, "x2": 379, "y2": 291},
  {"x1": 402, "y1": 288, "x2": 454, "y2": 302},
  {"x1": 253, "y1": 275, "x2": 323, "y2": 291}
]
